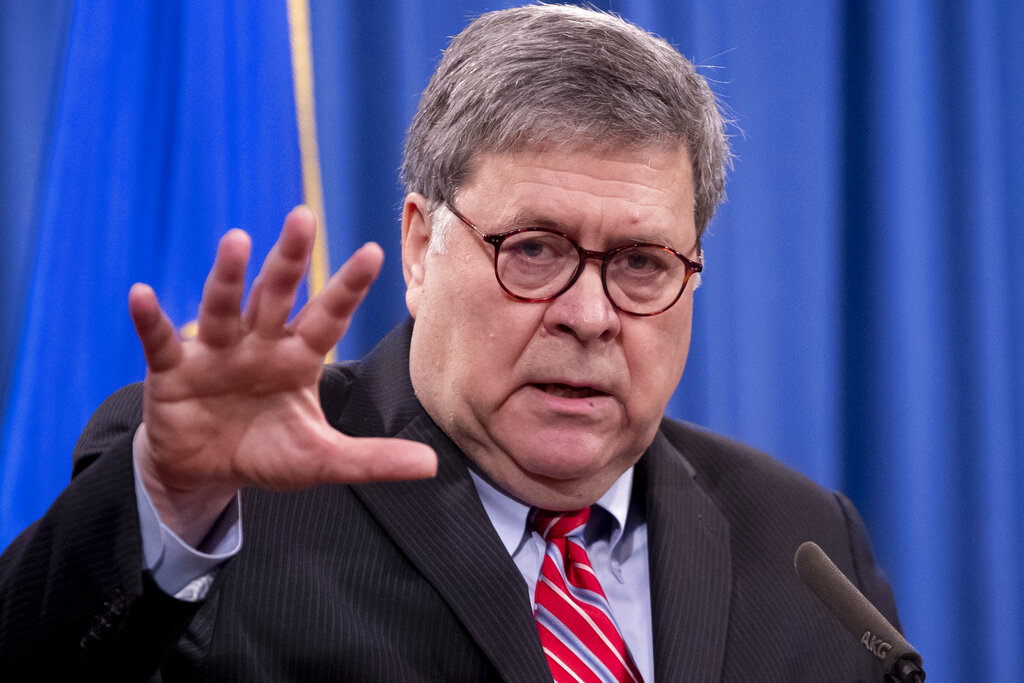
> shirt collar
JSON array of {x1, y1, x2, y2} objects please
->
[{"x1": 469, "y1": 467, "x2": 636, "y2": 557}]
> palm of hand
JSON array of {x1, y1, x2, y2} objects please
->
[
  {"x1": 142, "y1": 332, "x2": 333, "y2": 493},
  {"x1": 128, "y1": 207, "x2": 436, "y2": 542}
]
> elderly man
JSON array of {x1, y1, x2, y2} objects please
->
[{"x1": 0, "y1": 5, "x2": 901, "y2": 681}]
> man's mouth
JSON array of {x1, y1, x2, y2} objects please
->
[{"x1": 535, "y1": 383, "x2": 606, "y2": 399}]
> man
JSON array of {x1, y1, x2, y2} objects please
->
[{"x1": 0, "y1": 5, "x2": 901, "y2": 681}]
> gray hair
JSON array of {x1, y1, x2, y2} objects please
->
[{"x1": 402, "y1": 3, "x2": 731, "y2": 248}]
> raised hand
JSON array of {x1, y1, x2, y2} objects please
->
[{"x1": 127, "y1": 206, "x2": 437, "y2": 545}]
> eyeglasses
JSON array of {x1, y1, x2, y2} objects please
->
[{"x1": 444, "y1": 200, "x2": 702, "y2": 317}]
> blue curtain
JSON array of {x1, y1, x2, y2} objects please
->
[
  {"x1": 1, "y1": 1, "x2": 1020, "y2": 680},
  {"x1": 0, "y1": 0, "x2": 303, "y2": 539}
]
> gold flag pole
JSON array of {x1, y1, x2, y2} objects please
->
[{"x1": 286, "y1": 0, "x2": 334, "y2": 362}]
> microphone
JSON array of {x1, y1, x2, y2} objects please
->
[{"x1": 794, "y1": 541, "x2": 925, "y2": 682}]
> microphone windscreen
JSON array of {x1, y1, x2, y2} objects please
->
[{"x1": 794, "y1": 541, "x2": 923, "y2": 676}]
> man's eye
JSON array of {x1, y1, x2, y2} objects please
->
[
  {"x1": 504, "y1": 232, "x2": 570, "y2": 262},
  {"x1": 516, "y1": 239, "x2": 550, "y2": 259},
  {"x1": 623, "y1": 249, "x2": 668, "y2": 273}
]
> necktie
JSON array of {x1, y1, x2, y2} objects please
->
[{"x1": 532, "y1": 507, "x2": 644, "y2": 683}]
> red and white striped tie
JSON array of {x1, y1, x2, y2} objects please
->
[{"x1": 532, "y1": 507, "x2": 644, "y2": 683}]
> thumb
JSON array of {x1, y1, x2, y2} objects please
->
[{"x1": 321, "y1": 435, "x2": 438, "y2": 484}]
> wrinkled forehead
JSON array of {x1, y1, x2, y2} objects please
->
[
  {"x1": 451, "y1": 144, "x2": 698, "y2": 255},
  {"x1": 453, "y1": 138, "x2": 693, "y2": 201}
]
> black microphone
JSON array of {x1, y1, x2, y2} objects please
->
[{"x1": 794, "y1": 541, "x2": 925, "y2": 682}]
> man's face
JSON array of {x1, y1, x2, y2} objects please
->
[{"x1": 402, "y1": 146, "x2": 698, "y2": 509}]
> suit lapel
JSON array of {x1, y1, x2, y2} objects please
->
[
  {"x1": 349, "y1": 414, "x2": 551, "y2": 682},
  {"x1": 642, "y1": 430, "x2": 732, "y2": 682},
  {"x1": 330, "y1": 321, "x2": 550, "y2": 682}
]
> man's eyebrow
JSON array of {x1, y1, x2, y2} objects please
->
[
  {"x1": 499, "y1": 207, "x2": 691, "y2": 253},
  {"x1": 628, "y1": 231, "x2": 686, "y2": 251},
  {"x1": 502, "y1": 207, "x2": 563, "y2": 230}
]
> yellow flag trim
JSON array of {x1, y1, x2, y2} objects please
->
[{"x1": 286, "y1": 0, "x2": 335, "y2": 362}]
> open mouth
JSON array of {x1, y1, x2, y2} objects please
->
[{"x1": 535, "y1": 383, "x2": 606, "y2": 399}]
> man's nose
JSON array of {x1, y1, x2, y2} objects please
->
[{"x1": 541, "y1": 262, "x2": 621, "y2": 342}]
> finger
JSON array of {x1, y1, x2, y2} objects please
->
[
  {"x1": 129, "y1": 283, "x2": 183, "y2": 373},
  {"x1": 290, "y1": 242, "x2": 384, "y2": 356},
  {"x1": 245, "y1": 206, "x2": 316, "y2": 338},
  {"x1": 197, "y1": 229, "x2": 251, "y2": 347},
  {"x1": 320, "y1": 436, "x2": 437, "y2": 484}
]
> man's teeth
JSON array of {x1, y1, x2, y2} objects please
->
[{"x1": 540, "y1": 383, "x2": 600, "y2": 398}]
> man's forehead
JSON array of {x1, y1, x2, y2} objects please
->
[
  {"x1": 453, "y1": 144, "x2": 696, "y2": 247},
  {"x1": 459, "y1": 140, "x2": 691, "y2": 185}
]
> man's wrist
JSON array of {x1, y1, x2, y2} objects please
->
[
  {"x1": 133, "y1": 426, "x2": 243, "y2": 599},
  {"x1": 134, "y1": 422, "x2": 239, "y2": 547}
]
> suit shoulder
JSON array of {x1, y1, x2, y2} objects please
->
[
  {"x1": 72, "y1": 383, "x2": 145, "y2": 476},
  {"x1": 655, "y1": 417, "x2": 853, "y2": 552},
  {"x1": 658, "y1": 417, "x2": 826, "y2": 499}
]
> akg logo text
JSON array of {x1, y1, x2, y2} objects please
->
[{"x1": 860, "y1": 630, "x2": 892, "y2": 660}]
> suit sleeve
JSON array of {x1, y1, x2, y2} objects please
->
[{"x1": 0, "y1": 385, "x2": 204, "y2": 682}]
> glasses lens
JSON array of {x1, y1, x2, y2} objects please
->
[
  {"x1": 495, "y1": 230, "x2": 578, "y2": 299},
  {"x1": 605, "y1": 245, "x2": 689, "y2": 314}
]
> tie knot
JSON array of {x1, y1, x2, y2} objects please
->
[{"x1": 532, "y1": 507, "x2": 591, "y2": 541}]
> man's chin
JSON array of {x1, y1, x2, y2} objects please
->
[{"x1": 487, "y1": 445, "x2": 636, "y2": 508}]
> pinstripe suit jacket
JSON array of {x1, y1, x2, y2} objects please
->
[{"x1": 0, "y1": 319, "x2": 899, "y2": 681}]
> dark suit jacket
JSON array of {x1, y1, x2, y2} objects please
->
[{"x1": 0, "y1": 320, "x2": 900, "y2": 681}]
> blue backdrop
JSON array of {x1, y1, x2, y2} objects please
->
[{"x1": 1, "y1": 2, "x2": 1021, "y2": 680}]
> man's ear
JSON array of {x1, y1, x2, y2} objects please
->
[{"x1": 401, "y1": 193, "x2": 431, "y2": 318}]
